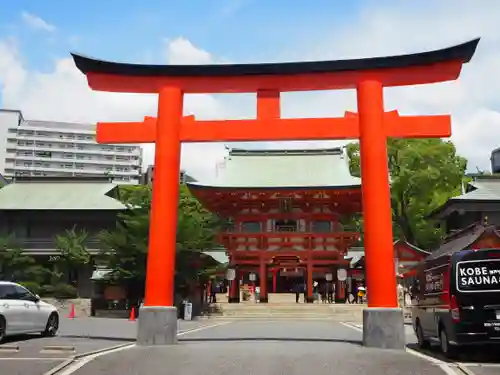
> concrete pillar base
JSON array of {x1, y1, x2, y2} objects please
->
[
  {"x1": 137, "y1": 306, "x2": 178, "y2": 346},
  {"x1": 362, "y1": 307, "x2": 405, "y2": 350}
]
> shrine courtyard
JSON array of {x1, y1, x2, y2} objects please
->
[{"x1": 32, "y1": 319, "x2": 485, "y2": 375}]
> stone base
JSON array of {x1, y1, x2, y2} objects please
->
[
  {"x1": 363, "y1": 308, "x2": 405, "y2": 350},
  {"x1": 306, "y1": 296, "x2": 314, "y2": 303},
  {"x1": 137, "y1": 306, "x2": 178, "y2": 346},
  {"x1": 259, "y1": 296, "x2": 268, "y2": 303},
  {"x1": 228, "y1": 296, "x2": 240, "y2": 303}
]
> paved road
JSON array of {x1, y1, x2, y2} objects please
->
[
  {"x1": 71, "y1": 320, "x2": 449, "y2": 375},
  {"x1": 351, "y1": 322, "x2": 500, "y2": 374},
  {"x1": 0, "y1": 317, "x2": 213, "y2": 375}
]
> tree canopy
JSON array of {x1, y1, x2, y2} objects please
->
[
  {"x1": 346, "y1": 138, "x2": 467, "y2": 249},
  {"x1": 0, "y1": 235, "x2": 50, "y2": 284},
  {"x1": 97, "y1": 184, "x2": 220, "y2": 299}
]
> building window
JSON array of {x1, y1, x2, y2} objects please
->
[
  {"x1": 275, "y1": 219, "x2": 297, "y2": 232},
  {"x1": 241, "y1": 222, "x2": 261, "y2": 233},
  {"x1": 35, "y1": 151, "x2": 51, "y2": 158},
  {"x1": 311, "y1": 221, "x2": 332, "y2": 233}
]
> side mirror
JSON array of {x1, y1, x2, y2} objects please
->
[{"x1": 33, "y1": 294, "x2": 41, "y2": 302}]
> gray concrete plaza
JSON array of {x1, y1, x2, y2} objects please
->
[
  {"x1": 70, "y1": 320, "x2": 451, "y2": 375},
  {"x1": 3, "y1": 317, "x2": 500, "y2": 375},
  {"x1": 0, "y1": 317, "x2": 214, "y2": 375}
]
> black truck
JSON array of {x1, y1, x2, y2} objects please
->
[{"x1": 411, "y1": 248, "x2": 500, "y2": 358}]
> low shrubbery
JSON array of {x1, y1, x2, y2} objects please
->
[{"x1": 42, "y1": 283, "x2": 78, "y2": 299}]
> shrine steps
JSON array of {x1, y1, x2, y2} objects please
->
[{"x1": 203, "y1": 296, "x2": 365, "y2": 322}]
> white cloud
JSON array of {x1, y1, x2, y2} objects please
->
[
  {"x1": 1, "y1": 0, "x2": 500, "y2": 181},
  {"x1": 166, "y1": 37, "x2": 213, "y2": 65},
  {"x1": 21, "y1": 12, "x2": 56, "y2": 33}
]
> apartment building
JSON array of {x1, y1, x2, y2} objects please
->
[
  {"x1": 0, "y1": 109, "x2": 143, "y2": 184},
  {"x1": 141, "y1": 164, "x2": 196, "y2": 185}
]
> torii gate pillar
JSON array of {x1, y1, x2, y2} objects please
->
[
  {"x1": 357, "y1": 80, "x2": 404, "y2": 348},
  {"x1": 71, "y1": 38, "x2": 479, "y2": 348},
  {"x1": 136, "y1": 87, "x2": 183, "y2": 345}
]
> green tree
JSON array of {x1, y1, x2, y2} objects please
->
[
  {"x1": 98, "y1": 184, "x2": 220, "y2": 299},
  {"x1": 52, "y1": 226, "x2": 91, "y2": 291},
  {"x1": 54, "y1": 226, "x2": 91, "y2": 268},
  {"x1": 0, "y1": 235, "x2": 49, "y2": 283},
  {"x1": 346, "y1": 138, "x2": 467, "y2": 249}
]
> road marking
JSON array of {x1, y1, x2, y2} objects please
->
[
  {"x1": 0, "y1": 344, "x2": 20, "y2": 352},
  {"x1": 41, "y1": 345, "x2": 76, "y2": 354},
  {"x1": 0, "y1": 357, "x2": 68, "y2": 361},
  {"x1": 48, "y1": 320, "x2": 232, "y2": 375},
  {"x1": 339, "y1": 322, "x2": 362, "y2": 331},
  {"x1": 456, "y1": 364, "x2": 477, "y2": 375},
  {"x1": 340, "y1": 321, "x2": 461, "y2": 375},
  {"x1": 51, "y1": 344, "x2": 134, "y2": 375},
  {"x1": 178, "y1": 321, "x2": 232, "y2": 336}
]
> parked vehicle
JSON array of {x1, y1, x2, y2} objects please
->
[
  {"x1": 0, "y1": 281, "x2": 59, "y2": 342},
  {"x1": 411, "y1": 248, "x2": 500, "y2": 358}
]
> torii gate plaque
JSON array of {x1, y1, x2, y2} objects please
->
[{"x1": 72, "y1": 38, "x2": 479, "y2": 348}]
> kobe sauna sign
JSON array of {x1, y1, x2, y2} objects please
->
[{"x1": 72, "y1": 38, "x2": 479, "y2": 310}]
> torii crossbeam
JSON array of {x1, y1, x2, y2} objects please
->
[
  {"x1": 71, "y1": 37, "x2": 479, "y2": 348},
  {"x1": 95, "y1": 110, "x2": 451, "y2": 143}
]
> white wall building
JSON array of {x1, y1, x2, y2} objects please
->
[{"x1": 0, "y1": 109, "x2": 143, "y2": 184}]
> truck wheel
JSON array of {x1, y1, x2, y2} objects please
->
[
  {"x1": 416, "y1": 321, "x2": 430, "y2": 349},
  {"x1": 440, "y1": 327, "x2": 458, "y2": 359}
]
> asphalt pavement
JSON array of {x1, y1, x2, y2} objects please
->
[
  {"x1": 4, "y1": 317, "x2": 500, "y2": 375},
  {"x1": 0, "y1": 317, "x2": 214, "y2": 375},
  {"x1": 69, "y1": 320, "x2": 452, "y2": 375}
]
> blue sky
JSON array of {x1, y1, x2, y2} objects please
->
[
  {"x1": 0, "y1": 0, "x2": 366, "y2": 73},
  {"x1": 0, "y1": 1, "x2": 498, "y2": 177}
]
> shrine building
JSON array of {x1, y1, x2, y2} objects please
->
[{"x1": 187, "y1": 147, "x2": 361, "y2": 303}]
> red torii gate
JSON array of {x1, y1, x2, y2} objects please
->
[{"x1": 72, "y1": 38, "x2": 479, "y2": 348}]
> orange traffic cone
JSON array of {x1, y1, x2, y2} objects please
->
[
  {"x1": 129, "y1": 306, "x2": 136, "y2": 321},
  {"x1": 68, "y1": 303, "x2": 75, "y2": 319}
]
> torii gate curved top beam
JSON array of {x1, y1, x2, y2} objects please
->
[{"x1": 71, "y1": 38, "x2": 479, "y2": 93}]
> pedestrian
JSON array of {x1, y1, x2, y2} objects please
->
[
  {"x1": 293, "y1": 282, "x2": 300, "y2": 303},
  {"x1": 327, "y1": 282, "x2": 334, "y2": 304},
  {"x1": 320, "y1": 282, "x2": 326, "y2": 303},
  {"x1": 313, "y1": 280, "x2": 319, "y2": 303},
  {"x1": 210, "y1": 282, "x2": 218, "y2": 303}
]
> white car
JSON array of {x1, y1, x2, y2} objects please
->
[{"x1": 0, "y1": 281, "x2": 59, "y2": 342}]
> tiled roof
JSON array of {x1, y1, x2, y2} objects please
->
[
  {"x1": 0, "y1": 182, "x2": 127, "y2": 210},
  {"x1": 187, "y1": 147, "x2": 361, "y2": 189},
  {"x1": 428, "y1": 224, "x2": 500, "y2": 259}
]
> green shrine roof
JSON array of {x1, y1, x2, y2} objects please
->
[
  {"x1": 0, "y1": 182, "x2": 127, "y2": 210},
  {"x1": 187, "y1": 147, "x2": 361, "y2": 189}
]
